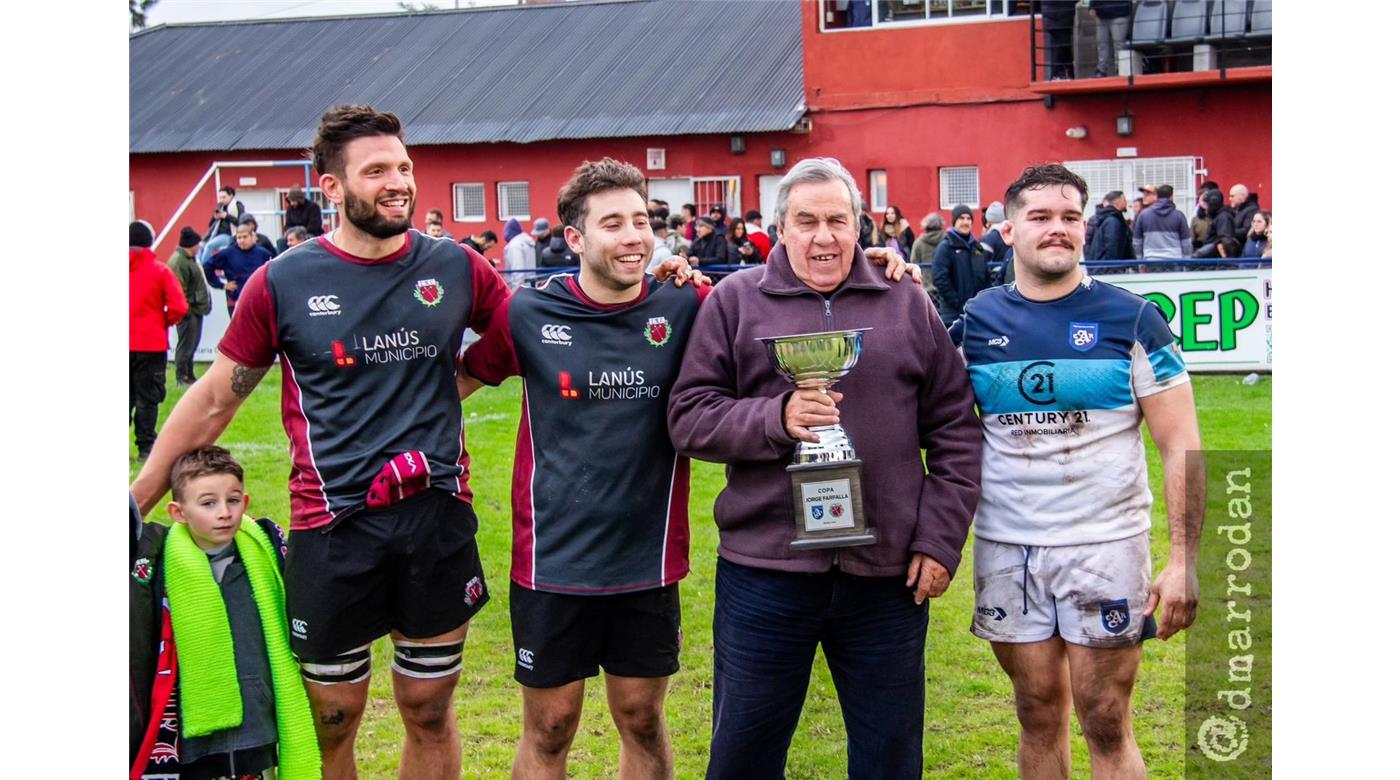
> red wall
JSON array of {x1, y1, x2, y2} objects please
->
[
  {"x1": 803, "y1": 3, "x2": 1036, "y2": 109},
  {"x1": 130, "y1": 4, "x2": 1270, "y2": 254},
  {"x1": 131, "y1": 82, "x2": 1270, "y2": 257}
]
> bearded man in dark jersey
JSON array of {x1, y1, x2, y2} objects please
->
[{"x1": 131, "y1": 105, "x2": 511, "y2": 779}]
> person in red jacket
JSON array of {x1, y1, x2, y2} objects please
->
[{"x1": 129, "y1": 220, "x2": 188, "y2": 459}]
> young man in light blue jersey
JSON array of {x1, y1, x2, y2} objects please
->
[{"x1": 951, "y1": 164, "x2": 1203, "y2": 780}]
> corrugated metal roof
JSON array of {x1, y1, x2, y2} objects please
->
[{"x1": 129, "y1": 0, "x2": 805, "y2": 153}]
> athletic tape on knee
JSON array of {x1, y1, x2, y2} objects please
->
[
  {"x1": 391, "y1": 638, "x2": 464, "y2": 679},
  {"x1": 299, "y1": 643, "x2": 372, "y2": 686}
]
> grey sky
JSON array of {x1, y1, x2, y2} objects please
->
[{"x1": 145, "y1": 0, "x2": 516, "y2": 27}]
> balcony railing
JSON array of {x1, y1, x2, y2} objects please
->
[{"x1": 1030, "y1": 0, "x2": 1272, "y2": 83}]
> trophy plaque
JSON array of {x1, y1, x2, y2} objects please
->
[{"x1": 759, "y1": 328, "x2": 877, "y2": 551}]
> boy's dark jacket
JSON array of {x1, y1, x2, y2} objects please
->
[{"x1": 129, "y1": 518, "x2": 287, "y2": 770}]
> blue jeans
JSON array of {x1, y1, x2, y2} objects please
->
[{"x1": 707, "y1": 558, "x2": 928, "y2": 780}]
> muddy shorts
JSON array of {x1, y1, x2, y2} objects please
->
[{"x1": 970, "y1": 530, "x2": 1156, "y2": 648}]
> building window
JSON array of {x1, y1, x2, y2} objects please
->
[
  {"x1": 497, "y1": 181, "x2": 530, "y2": 221},
  {"x1": 692, "y1": 176, "x2": 742, "y2": 219},
  {"x1": 1063, "y1": 156, "x2": 1200, "y2": 220},
  {"x1": 821, "y1": 0, "x2": 1029, "y2": 32},
  {"x1": 453, "y1": 183, "x2": 486, "y2": 222},
  {"x1": 939, "y1": 166, "x2": 980, "y2": 209},
  {"x1": 869, "y1": 170, "x2": 888, "y2": 212}
]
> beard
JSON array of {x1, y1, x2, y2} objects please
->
[{"x1": 343, "y1": 188, "x2": 414, "y2": 239}]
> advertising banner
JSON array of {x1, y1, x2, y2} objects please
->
[{"x1": 1094, "y1": 269, "x2": 1272, "y2": 372}]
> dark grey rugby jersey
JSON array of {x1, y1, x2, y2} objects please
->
[
  {"x1": 219, "y1": 230, "x2": 510, "y2": 529},
  {"x1": 464, "y1": 275, "x2": 707, "y2": 593}
]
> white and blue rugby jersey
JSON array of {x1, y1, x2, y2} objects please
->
[{"x1": 951, "y1": 277, "x2": 1188, "y2": 546}]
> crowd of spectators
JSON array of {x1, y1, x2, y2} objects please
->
[{"x1": 148, "y1": 177, "x2": 1270, "y2": 378}]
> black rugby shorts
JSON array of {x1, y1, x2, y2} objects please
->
[
  {"x1": 284, "y1": 489, "x2": 489, "y2": 660},
  {"x1": 509, "y1": 582, "x2": 681, "y2": 688}
]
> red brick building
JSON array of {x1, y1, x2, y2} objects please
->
[{"x1": 129, "y1": 0, "x2": 1271, "y2": 256}]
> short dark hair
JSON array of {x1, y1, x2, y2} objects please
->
[
  {"x1": 170, "y1": 445, "x2": 244, "y2": 503},
  {"x1": 1202, "y1": 180, "x2": 1220, "y2": 192},
  {"x1": 668, "y1": 214, "x2": 685, "y2": 229},
  {"x1": 682, "y1": 203, "x2": 696, "y2": 216},
  {"x1": 1155, "y1": 184, "x2": 1174, "y2": 200},
  {"x1": 427, "y1": 208, "x2": 444, "y2": 222},
  {"x1": 1104, "y1": 190, "x2": 1124, "y2": 203},
  {"x1": 478, "y1": 230, "x2": 498, "y2": 243},
  {"x1": 556, "y1": 158, "x2": 648, "y2": 231},
  {"x1": 309, "y1": 104, "x2": 405, "y2": 178},
  {"x1": 1004, "y1": 164, "x2": 1089, "y2": 216},
  {"x1": 744, "y1": 209, "x2": 762, "y2": 223},
  {"x1": 284, "y1": 226, "x2": 309, "y2": 242},
  {"x1": 219, "y1": 185, "x2": 236, "y2": 197}
]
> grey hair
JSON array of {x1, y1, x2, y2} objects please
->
[
  {"x1": 921, "y1": 212, "x2": 944, "y2": 232},
  {"x1": 774, "y1": 157, "x2": 864, "y2": 228}
]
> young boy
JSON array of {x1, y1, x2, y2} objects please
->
[{"x1": 130, "y1": 446, "x2": 319, "y2": 779}]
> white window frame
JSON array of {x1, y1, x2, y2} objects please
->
[
  {"x1": 820, "y1": 0, "x2": 1028, "y2": 34},
  {"x1": 452, "y1": 182, "x2": 487, "y2": 223},
  {"x1": 1062, "y1": 156, "x2": 1200, "y2": 221},
  {"x1": 692, "y1": 176, "x2": 742, "y2": 219},
  {"x1": 868, "y1": 169, "x2": 888, "y2": 212},
  {"x1": 939, "y1": 166, "x2": 980, "y2": 210},
  {"x1": 497, "y1": 181, "x2": 531, "y2": 221},
  {"x1": 273, "y1": 186, "x2": 336, "y2": 235}
]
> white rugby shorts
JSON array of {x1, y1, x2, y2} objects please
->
[{"x1": 970, "y1": 530, "x2": 1154, "y2": 648}]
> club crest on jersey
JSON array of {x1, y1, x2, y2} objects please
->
[
  {"x1": 1100, "y1": 599, "x2": 1130, "y2": 634},
  {"x1": 644, "y1": 316, "x2": 672, "y2": 347},
  {"x1": 414, "y1": 278, "x2": 444, "y2": 307},
  {"x1": 1069, "y1": 322, "x2": 1099, "y2": 352},
  {"x1": 132, "y1": 557, "x2": 152, "y2": 584}
]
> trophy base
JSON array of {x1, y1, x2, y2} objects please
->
[
  {"x1": 790, "y1": 532, "x2": 877, "y2": 552},
  {"x1": 787, "y1": 460, "x2": 875, "y2": 551}
]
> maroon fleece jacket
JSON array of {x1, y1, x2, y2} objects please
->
[{"x1": 667, "y1": 244, "x2": 982, "y2": 578}]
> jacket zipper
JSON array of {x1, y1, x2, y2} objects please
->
[{"x1": 824, "y1": 295, "x2": 839, "y2": 570}]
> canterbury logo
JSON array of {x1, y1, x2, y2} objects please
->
[
  {"x1": 540, "y1": 324, "x2": 572, "y2": 344},
  {"x1": 307, "y1": 295, "x2": 342, "y2": 315}
]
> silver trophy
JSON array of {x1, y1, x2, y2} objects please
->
[{"x1": 759, "y1": 328, "x2": 876, "y2": 551}]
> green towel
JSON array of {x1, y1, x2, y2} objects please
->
[{"x1": 165, "y1": 519, "x2": 321, "y2": 779}]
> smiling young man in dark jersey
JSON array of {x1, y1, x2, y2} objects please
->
[
  {"x1": 460, "y1": 158, "x2": 704, "y2": 779},
  {"x1": 131, "y1": 105, "x2": 511, "y2": 779}
]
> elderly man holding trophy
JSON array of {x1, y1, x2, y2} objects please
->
[{"x1": 668, "y1": 157, "x2": 983, "y2": 779}]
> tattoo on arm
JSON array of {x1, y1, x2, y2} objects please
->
[{"x1": 230, "y1": 364, "x2": 269, "y2": 398}]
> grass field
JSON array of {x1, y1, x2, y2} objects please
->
[{"x1": 132, "y1": 369, "x2": 1271, "y2": 778}]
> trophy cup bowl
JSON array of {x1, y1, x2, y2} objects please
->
[
  {"x1": 760, "y1": 329, "x2": 870, "y2": 464},
  {"x1": 762, "y1": 328, "x2": 868, "y2": 389},
  {"x1": 757, "y1": 328, "x2": 876, "y2": 550}
]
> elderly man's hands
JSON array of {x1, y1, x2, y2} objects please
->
[
  {"x1": 651, "y1": 256, "x2": 712, "y2": 288},
  {"x1": 784, "y1": 388, "x2": 843, "y2": 443},
  {"x1": 907, "y1": 553, "x2": 951, "y2": 605}
]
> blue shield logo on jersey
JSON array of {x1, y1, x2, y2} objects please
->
[
  {"x1": 1069, "y1": 322, "x2": 1099, "y2": 352},
  {"x1": 1100, "y1": 599, "x2": 1130, "y2": 634},
  {"x1": 810, "y1": 505, "x2": 824, "y2": 521}
]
